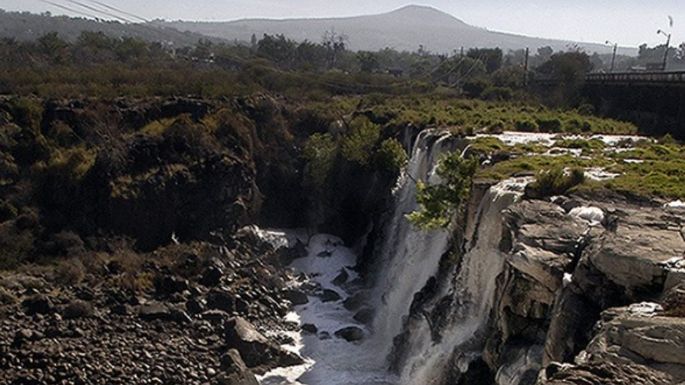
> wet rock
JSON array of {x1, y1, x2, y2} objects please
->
[
  {"x1": 301, "y1": 324, "x2": 318, "y2": 334},
  {"x1": 282, "y1": 289, "x2": 308, "y2": 306},
  {"x1": 343, "y1": 292, "x2": 366, "y2": 311},
  {"x1": 21, "y1": 294, "x2": 55, "y2": 315},
  {"x1": 206, "y1": 289, "x2": 235, "y2": 313},
  {"x1": 62, "y1": 300, "x2": 94, "y2": 319},
  {"x1": 318, "y1": 331, "x2": 331, "y2": 340},
  {"x1": 320, "y1": 289, "x2": 341, "y2": 303},
  {"x1": 353, "y1": 308, "x2": 374, "y2": 324},
  {"x1": 332, "y1": 269, "x2": 349, "y2": 286},
  {"x1": 334, "y1": 326, "x2": 364, "y2": 342},
  {"x1": 215, "y1": 349, "x2": 259, "y2": 385}
]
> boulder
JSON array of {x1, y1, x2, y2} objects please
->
[
  {"x1": 62, "y1": 300, "x2": 94, "y2": 319},
  {"x1": 224, "y1": 317, "x2": 303, "y2": 369},
  {"x1": 21, "y1": 294, "x2": 55, "y2": 315},
  {"x1": 332, "y1": 269, "x2": 349, "y2": 286},
  {"x1": 216, "y1": 350, "x2": 259, "y2": 385},
  {"x1": 200, "y1": 266, "x2": 223, "y2": 287},
  {"x1": 282, "y1": 289, "x2": 308, "y2": 306},
  {"x1": 138, "y1": 302, "x2": 171, "y2": 321},
  {"x1": 353, "y1": 308, "x2": 374, "y2": 324},
  {"x1": 334, "y1": 326, "x2": 364, "y2": 342},
  {"x1": 320, "y1": 289, "x2": 341, "y2": 303},
  {"x1": 154, "y1": 274, "x2": 189, "y2": 296},
  {"x1": 301, "y1": 324, "x2": 318, "y2": 334},
  {"x1": 206, "y1": 289, "x2": 235, "y2": 313}
]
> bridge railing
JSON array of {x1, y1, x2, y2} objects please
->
[{"x1": 586, "y1": 71, "x2": 685, "y2": 84}]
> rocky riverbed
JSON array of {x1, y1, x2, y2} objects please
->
[{"x1": 0, "y1": 230, "x2": 311, "y2": 385}]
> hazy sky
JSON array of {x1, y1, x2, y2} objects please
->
[{"x1": 2, "y1": 0, "x2": 683, "y2": 47}]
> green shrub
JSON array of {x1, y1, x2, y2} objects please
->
[
  {"x1": 373, "y1": 138, "x2": 408, "y2": 174},
  {"x1": 481, "y1": 86, "x2": 513, "y2": 101},
  {"x1": 341, "y1": 117, "x2": 380, "y2": 166},
  {"x1": 526, "y1": 166, "x2": 585, "y2": 198},
  {"x1": 302, "y1": 133, "x2": 337, "y2": 188},
  {"x1": 408, "y1": 152, "x2": 478, "y2": 229},
  {"x1": 515, "y1": 118, "x2": 539, "y2": 132},
  {"x1": 536, "y1": 117, "x2": 563, "y2": 133}
]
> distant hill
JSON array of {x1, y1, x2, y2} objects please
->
[
  {"x1": 164, "y1": 5, "x2": 636, "y2": 55},
  {"x1": 0, "y1": 9, "x2": 221, "y2": 46}
]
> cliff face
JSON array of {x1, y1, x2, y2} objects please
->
[{"x1": 479, "y1": 193, "x2": 685, "y2": 385}]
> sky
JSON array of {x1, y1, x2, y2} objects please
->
[{"x1": 1, "y1": 0, "x2": 683, "y2": 47}]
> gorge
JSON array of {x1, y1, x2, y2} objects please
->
[{"x1": 0, "y1": 96, "x2": 684, "y2": 385}]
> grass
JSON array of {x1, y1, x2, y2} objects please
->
[
  {"x1": 472, "y1": 137, "x2": 685, "y2": 200},
  {"x1": 312, "y1": 95, "x2": 639, "y2": 135}
]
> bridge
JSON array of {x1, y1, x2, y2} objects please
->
[
  {"x1": 528, "y1": 71, "x2": 685, "y2": 138},
  {"x1": 585, "y1": 71, "x2": 685, "y2": 87}
]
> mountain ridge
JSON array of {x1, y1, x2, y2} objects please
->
[{"x1": 163, "y1": 5, "x2": 636, "y2": 55}]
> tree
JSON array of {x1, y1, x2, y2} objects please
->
[
  {"x1": 356, "y1": 51, "x2": 380, "y2": 73},
  {"x1": 467, "y1": 48, "x2": 503, "y2": 73},
  {"x1": 322, "y1": 29, "x2": 347, "y2": 69}
]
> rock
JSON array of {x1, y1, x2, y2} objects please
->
[
  {"x1": 353, "y1": 308, "x2": 374, "y2": 324},
  {"x1": 186, "y1": 298, "x2": 206, "y2": 315},
  {"x1": 224, "y1": 317, "x2": 303, "y2": 368},
  {"x1": 301, "y1": 324, "x2": 318, "y2": 334},
  {"x1": 169, "y1": 308, "x2": 193, "y2": 324},
  {"x1": 200, "y1": 309, "x2": 230, "y2": 324},
  {"x1": 206, "y1": 289, "x2": 235, "y2": 313},
  {"x1": 154, "y1": 275, "x2": 189, "y2": 296},
  {"x1": 220, "y1": 349, "x2": 249, "y2": 373},
  {"x1": 62, "y1": 300, "x2": 94, "y2": 319},
  {"x1": 215, "y1": 372, "x2": 259, "y2": 385},
  {"x1": 318, "y1": 331, "x2": 331, "y2": 340},
  {"x1": 138, "y1": 302, "x2": 171, "y2": 321},
  {"x1": 577, "y1": 304, "x2": 685, "y2": 381},
  {"x1": 282, "y1": 289, "x2": 308, "y2": 306},
  {"x1": 332, "y1": 269, "x2": 349, "y2": 286},
  {"x1": 540, "y1": 361, "x2": 674, "y2": 385},
  {"x1": 334, "y1": 326, "x2": 364, "y2": 342},
  {"x1": 21, "y1": 294, "x2": 55, "y2": 315},
  {"x1": 343, "y1": 292, "x2": 366, "y2": 311},
  {"x1": 320, "y1": 289, "x2": 341, "y2": 303},
  {"x1": 200, "y1": 266, "x2": 223, "y2": 287}
]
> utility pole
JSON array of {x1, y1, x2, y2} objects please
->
[
  {"x1": 605, "y1": 41, "x2": 617, "y2": 72},
  {"x1": 523, "y1": 47, "x2": 529, "y2": 87},
  {"x1": 658, "y1": 16, "x2": 674, "y2": 71}
]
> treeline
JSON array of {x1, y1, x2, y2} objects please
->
[{"x1": 0, "y1": 30, "x2": 619, "y2": 105}]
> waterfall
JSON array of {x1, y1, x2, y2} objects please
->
[
  {"x1": 397, "y1": 177, "x2": 531, "y2": 385},
  {"x1": 367, "y1": 129, "x2": 463, "y2": 360}
]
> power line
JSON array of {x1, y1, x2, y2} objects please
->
[
  {"x1": 36, "y1": 0, "x2": 101, "y2": 20},
  {"x1": 63, "y1": 0, "x2": 134, "y2": 23},
  {"x1": 80, "y1": 0, "x2": 148, "y2": 23}
]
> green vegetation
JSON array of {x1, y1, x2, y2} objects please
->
[
  {"x1": 317, "y1": 96, "x2": 638, "y2": 135},
  {"x1": 526, "y1": 167, "x2": 585, "y2": 198},
  {"x1": 302, "y1": 117, "x2": 409, "y2": 189},
  {"x1": 408, "y1": 153, "x2": 478, "y2": 229}
]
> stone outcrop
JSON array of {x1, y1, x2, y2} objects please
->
[{"x1": 476, "y1": 195, "x2": 685, "y2": 385}]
